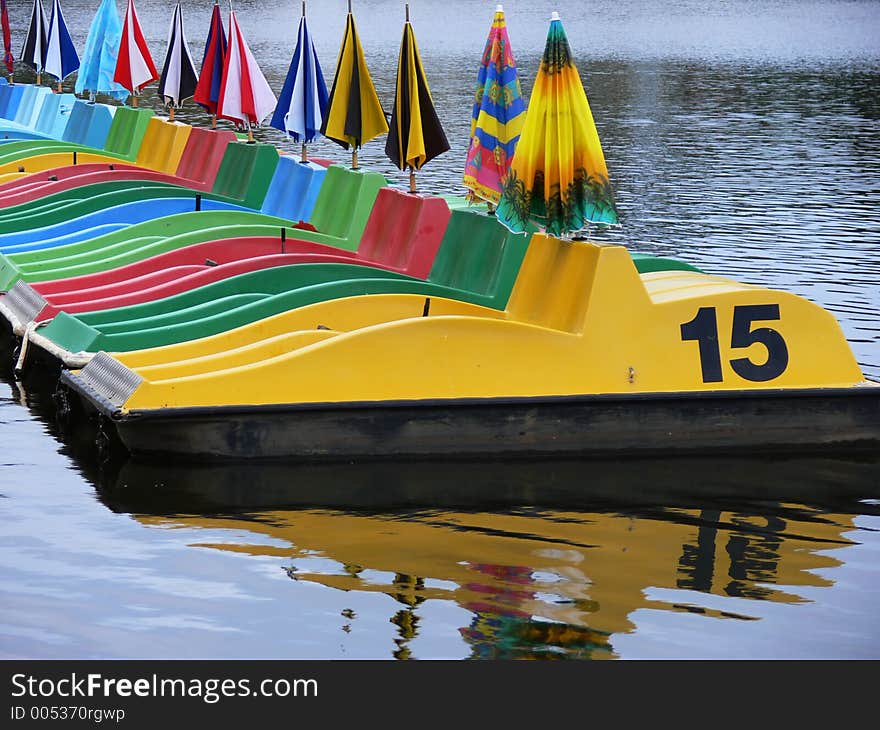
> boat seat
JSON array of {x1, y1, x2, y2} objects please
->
[
  {"x1": 209, "y1": 141, "x2": 280, "y2": 209},
  {"x1": 132, "y1": 117, "x2": 193, "y2": 174},
  {"x1": 427, "y1": 208, "x2": 531, "y2": 307},
  {"x1": 354, "y1": 187, "x2": 451, "y2": 277},
  {"x1": 34, "y1": 93, "x2": 77, "y2": 139},
  {"x1": 295, "y1": 164, "x2": 386, "y2": 251},
  {"x1": 172, "y1": 127, "x2": 237, "y2": 187},
  {"x1": 14, "y1": 86, "x2": 52, "y2": 129},
  {"x1": 0, "y1": 84, "x2": 25, "y2": 120},
  {"x1": 260, "y1": 155, "x2": 327, "y2": 222}
]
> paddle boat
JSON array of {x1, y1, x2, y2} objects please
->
[{"x1": 56, "y1": 228, "x2": 879, "y2": 460}]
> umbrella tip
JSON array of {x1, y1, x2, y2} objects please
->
[
  {"x1": 496, "y1": 4, "x2": 503, "y2": 12},
  {"x1": 551, "y1": 11, "x2": 560, "y2": 20}
]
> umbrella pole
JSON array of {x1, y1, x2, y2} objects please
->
[
  {"x1": 132, "y1": 95, "x2": 139, "y2": 108},
  {"x1": 409, "y1": 168, "x2": 417, "y2": 193},
  {"x1": 36, "y1": 72, "x2": 41, "y2": 85},
  {"x1": 301, "y1": 143, "x2": 307, "y2": 163},
  {"x1": 55, "y1": 82, "x2": 61, "y2": 93},
  {"x1": 169, "y1": 107, "x2": 175, "y2": 122},
  {"x1": 211, "y1": 114, "x2": 217, "y2": 129},
  {"x1": 352, "y1": 149, "x2": 359, "y2": 170}
]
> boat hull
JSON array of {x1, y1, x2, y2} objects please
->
[{"x1": 60, "y1": 370, "x2": 880, "y2": 461}]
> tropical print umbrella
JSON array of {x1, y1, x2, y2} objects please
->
[
  {"x1": 217, "y1": 10, "x2": 277, "y2": 141},
  {"x1": 270, "y1": 1, "x2": 328, "y2": 161},
  {"x1": 75, "y1": 0, "x2": 128, "y2": 102},
  {"x1": 385, "y1": 5, "x2": 449, "y2": 192},
  {"x1": 20, "y1": 0, "x2": 47, "y2": 82},
  {"x1": 43, "y1": 0, "x2": 79, "y2": 89},
  {"x1": 113, "y1": 0, "x2": 158, "y2": 105},
  {"x1": 463, "y1": 4, "x2": 525, "y2": 207},
  {"x1": 157, "y1": 2, "x2": 198, "y2": 119},
  {"x1": 497, "y1": 13, "x2": 618, "y2": 237},
  {"x1": 194, "y1": 2, "x2": 227, "y2": 125},
  {"x1": 321, "y1": 0, "x2": 388, "y2": 168},
  {"x1": 1, "y1": 0, "x2": 14, "y2": 78}
]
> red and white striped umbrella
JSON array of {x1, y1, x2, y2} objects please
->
[
  {"x1": 217, "y1": 9, "x2": 277, "y2": 140},
  {"x1": 113, "y1": 0, "x2": 157, "y2": 104}
]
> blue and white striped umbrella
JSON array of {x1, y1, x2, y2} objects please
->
[
  {"x1": 270, "y1": 2, "x2": 328, "y2": 157},
  {"x1": 20, "y1": 0, "x2": 47, "y2": 77},
  {"x1": 43, "y1": 0, "x2": 79, "y2": 84}
]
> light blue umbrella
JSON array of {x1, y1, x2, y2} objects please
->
[
  {"x1": 43, "y1": 0, "x2": 79, "y2": 88},
  {"x1": 270, "y1": 1, "x2": 328, "y2": 161},
  {"x1": 75, "y1": 0, "x2": 128, "y2": 102}
]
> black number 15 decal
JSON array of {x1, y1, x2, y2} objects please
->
[{"x1": 680, "y1": 304, "x2": 789, "y2": 383}]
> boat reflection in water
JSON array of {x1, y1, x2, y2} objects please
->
[
  {"x1": 83, "y1": 440, "x2": 878, "y2": 659},
  {"x1": 6, "y1": 376, "x2": 880, "y2": 658}
]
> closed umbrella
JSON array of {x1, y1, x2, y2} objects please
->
[
  {"x1": 462, "y1": 4, "x2": 525, "y2": 210},
  {"x1": 385, "y1": 4, "x2": 449, "y2": 192},
  {"x1": 320, "y1": 0, "x2": 388, "y2": 169},
  {"x1": 75, "y1": 0, "x2": 129, "y2": 103},
  {"x1": 113, "y1": 0, "x2": 158, "y2": 107},
  {"x1": 270, "y1": 1, "x2": 328, "y2": 162},
  {"x1": 497, "y1": 12, "x2": 618, "y2": 238},
  {"x1": 217, "y1": 9, "x2": 277, "y2": 142},
  {"x1": 194, "y1": 2, "x2": 227, "y2": 127},
  {"x1": 20, "y1": 0, "x2": 47, "y2": 84},
  {"x1": 43, "y1": 0, "x2": 79, "y2": 92},
  {"x1": 2, "y1": 0, "x2": 13, "y2": 81},
  {"x1": 157, "y1": 2, "x2": 198, "y2": 121}
]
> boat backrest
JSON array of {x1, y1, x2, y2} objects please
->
[
  {"x1": 12, "y1": 85, "x2": 38, "y2": 126},
  {"x1": 132, "y1": 117, "x2": 193, "y2": 173},
  {"x1": 307, "y1": 164, "x2": 386, "y2": 243},
  {"x1": 33, "y1": 92, "x2": 76, "y2": 139},
  {"x1": 427, "y1": 208, "x2": 531, "y2": 303},
  {"x1": 0, "y1": 83, "x2": 10, "y2": 118},
  {"x1": 356, "y1": 187, "x2": 451, "y2": 277},
  {"x1": 61, "y1": 101, "x2": 106, "y2": 145},
  {"x1": 0, "y1": 84, "x2": 25, "y2": 120},
  {"x1": 100, "y1": 106, "x2": 154, "y2": 157},
  {"x1": 260, "y1": 156, "x2": 328, "y2": 222},
  {"x1": 82, "y1": 105, "x2": 118, "y2": 149},
  {"x1": 173, "y1": 128, "x2": 237, "y2": 185},
  {"x1": 209, "y1": 141, "x2": 280, "y2": 209}
]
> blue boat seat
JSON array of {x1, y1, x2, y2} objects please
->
[{"x1": 259, "y1": 156, "x2": 327, "y2": 222}]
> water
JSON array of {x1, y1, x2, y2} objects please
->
[{"x1": 1, "y1": 0, "x2": 879, "y2": 659}]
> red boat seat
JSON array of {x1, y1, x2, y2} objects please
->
[
  {"x1": 354, "y1": 187, "x2": 451, "y2": 278},
  {"x1": 173, "y1": 128, "x2": 238, "y2": 187}
]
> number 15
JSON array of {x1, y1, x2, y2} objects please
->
[{"x1": 680, "y1": 304, "x2": 789, "y2": 383}]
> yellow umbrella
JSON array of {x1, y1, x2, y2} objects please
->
[
  {"x1": 320, "y1": 0, "x2": 388, "y2": 169},
  {"x1": 497, "y1": 11, "x2": 618, "y2": 237},
  {"x1": 385, "y1": 4, "x2": 449, "y2": 192}
]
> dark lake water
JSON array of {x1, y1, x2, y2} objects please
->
[{"x1": 1, "y1": 0, "x2": 879, "y2": 659}]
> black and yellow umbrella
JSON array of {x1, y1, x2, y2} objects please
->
[
  {"x1": 385, "y1": 4, "x2": 449, "y2": 192},
  {"x1": 320, "y1": 0, "x2": 388, "y2": 169}
]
